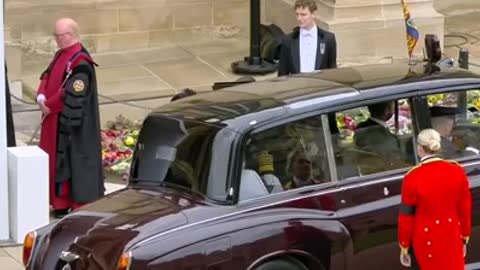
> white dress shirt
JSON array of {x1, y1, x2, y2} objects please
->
[{"x1": 299, "y1": 26, "x2": 318, "y2": 73}]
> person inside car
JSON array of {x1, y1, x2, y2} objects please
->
[
  {"x1": 257, "y1": 150, "x2": 283, "y2": 193},
  {"x1": 429, "y1": 106, "x2": 464, "y2": 158},
  {"x1": 354, "y1": 101, "x2": 402, "y2": 157},
  {"x1": 284, "y1": 148, "x2": 323, "y2": 189}
]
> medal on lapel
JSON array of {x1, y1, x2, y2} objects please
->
[{"x1": 320, "y1": 43, "x2": 326, "y2": 55}]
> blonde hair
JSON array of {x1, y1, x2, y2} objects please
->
[{"x1": 417, "y1": 129, "x2": 442, "y2": 153}]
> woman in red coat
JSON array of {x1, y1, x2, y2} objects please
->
[{"x1": 398, "y1": 128, "x2": 471, "y2": 270}]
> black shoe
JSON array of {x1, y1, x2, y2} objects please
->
[{"x1": 53, "y1": 209, "x2": 70, "y2": 219}]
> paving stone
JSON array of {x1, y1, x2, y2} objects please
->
[
  {"x1": 88, "y1": 52, "x2": 131, "y2": 67},
  {"x1": 445, "y1": 13, "x2": 480, "y2": 34},
  {"x1": 98, "y1": 77, "x2": 173, "y2": 97},
  {"x1": 96, "y1": 65, "x2": 152, "y2": 81},
  {"x1": 199, "y1": 50, "x2": 251, "y2": 80},
  {"x1": 93, "y1": 45, "x2": 192, "y2": 67},
  {"x1": 178, "y1": 38, "x2": 248, "y2": 57},
  {"x1": 0, "y1": 257, "x2": 23, "y2": 270},
  {"x1": 143, "y1": 58, "x2": 226, "y2": 89},
  {"x1": 3, "y1": 246, "x2": 23, "y2": 265}
]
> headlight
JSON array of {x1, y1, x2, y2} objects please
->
[
  {"x1": 23, "y1": 231, "x2": 37, "y2": 267},
  {"x1": 117, "y1": 251, "x2": 132, "y2": 270}
]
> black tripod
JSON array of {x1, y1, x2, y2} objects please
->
[{"x1": 231, "y1": 0, "x2": 278, "y2": 75}]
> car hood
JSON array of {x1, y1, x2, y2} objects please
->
[{"x1": 34, "y1": 187, "x2": 202, "y2": 269}]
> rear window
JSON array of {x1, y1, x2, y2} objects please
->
[{"x1": 130, "y1": 116, "x2": 232, "y2": 198}]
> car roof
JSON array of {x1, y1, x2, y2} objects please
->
[{"x1": 151, "y1": 62, "x2": 480, "y2": 132}]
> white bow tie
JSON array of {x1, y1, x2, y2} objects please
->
[{"x1": 300, "y1": 28, "x2": 315, "y2": 38}]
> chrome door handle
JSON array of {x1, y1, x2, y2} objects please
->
[{"x1": 384, "y1": 187, "x2": 390, "y2": 196}]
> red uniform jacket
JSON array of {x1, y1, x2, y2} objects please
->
[
  {"x1": 37, "y1": 43, "x2": 83, "y2": 210},
  {"x1": 398, "y1": 157, "x2": 471, "y2": 270}
]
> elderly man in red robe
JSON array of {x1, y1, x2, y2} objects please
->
[{"x1": 36, "y1": 17, "x2": 104, "y2": 218}]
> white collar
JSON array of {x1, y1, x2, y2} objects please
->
[
  {"x1": 369, "y1": 117, "x2": 389, "y2": 129},
  {"x1": 420, "y1": 155, "x2": 437, "y2": 162},
  {"x1": 300, "y1": 26, "x2": 317, "y2": 37}
]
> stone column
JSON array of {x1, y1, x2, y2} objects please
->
[{"x1": 265, "y1": 0, "x2": 444, "y2": 65}]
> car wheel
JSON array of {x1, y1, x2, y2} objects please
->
[{"x1": 254, "y1": 256, "x2": 309, "y2": 270}]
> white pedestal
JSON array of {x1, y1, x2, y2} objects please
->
[{"x1": 7, "y1": 146, "x2": 49, "y2": 243}]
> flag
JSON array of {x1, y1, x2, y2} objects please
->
[{"x1": 401, "y1": 0, "x2": 419, "y2": 57}]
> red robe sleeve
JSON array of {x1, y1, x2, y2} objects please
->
[
  {"x1": 36, "y1": 72, "x2": 64, "y2": 114},
  {"x1": 457, "y1": 166, "x2": 471, "y2": 243},
  {"x1": 44, "y1": 86, "x2": 65, "y2": 114},
  {"x1": 36, "y1": 74, "x2": 48, "y2": 97},
  {"x1": 398, "y1": 169, "x2": 418, "y2": 250}
]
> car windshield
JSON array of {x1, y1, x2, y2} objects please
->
[{"x1": 130, "y1": 115, "x2": 234, "y2": 199}]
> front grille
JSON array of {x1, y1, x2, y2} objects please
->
[{"x1": 55, "y1": 260, "x2": 78, "y2": 270}]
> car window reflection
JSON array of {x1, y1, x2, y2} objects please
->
[
  {"x1": 240, "y1": 116, "x2": 330, "y2": 200},
  {"x1": 331, "y1": 99, "x2": 415, "y2": 178}
]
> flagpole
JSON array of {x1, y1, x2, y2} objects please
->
[{"x1": 402, "y1": 0, "x2": 419, "y2": 61}]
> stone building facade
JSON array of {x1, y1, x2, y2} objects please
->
[{"x1": 4, "y1": 0, "x2": 479, "y2": 80}]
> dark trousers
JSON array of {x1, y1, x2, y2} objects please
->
[{"x1": 410, "y1": 246, "x2": 420, "y2": 269}]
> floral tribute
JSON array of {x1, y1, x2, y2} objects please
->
[
  {"x1": 336, "y1": 110, "x2": 367, "y2": 144},
  {"x1": 101, "y1": 115, "x2": 141, "y2": 181},
  {"x1": 467, "y1": 90, "x2": 480, "y2": 123},
  {"x1": 428, "y1": 90, "x2": 480, "y2": 123}
]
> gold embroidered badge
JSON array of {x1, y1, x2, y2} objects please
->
[{"x1": 73, "y1": 80, "x2": 85, "y2": 92}]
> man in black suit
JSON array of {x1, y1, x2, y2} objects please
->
[
  {"x1": 354, "y1": 101, "x2": 402, "y2": 157},
  {"x1": 428, "y1": 106, "x2": 477, "y2": 159},
  {"x1": 278, "y1": 0, "x2": 337, "y2": 76}
]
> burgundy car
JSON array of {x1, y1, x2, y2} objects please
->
[{"x1": 24, "y1": 62, "x2": 480, "y2": 270}]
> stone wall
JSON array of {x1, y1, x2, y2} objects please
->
[
  {"x1": 5, "y1": 0, "x2": 477, "y2": 78},
  {"x1": 434, "y1": 0, "x2": 480, "y2": 15},
  {"x1": 5, "y1": 0, "x2": 249, "y2": 54}
]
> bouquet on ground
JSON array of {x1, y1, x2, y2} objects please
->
[{"x1": 101, "y1": 115, "x2": 141, "y2": 180}]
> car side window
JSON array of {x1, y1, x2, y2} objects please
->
[
  {"x1": 421, "y1": 90, "x2": 480, "y2": 159},
  {"x1": 240, "y1": 115, "x2": 331, "y2": 200},
  {"x1": 330, "y1": 99, "x2": 415, "y2": 179}
]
